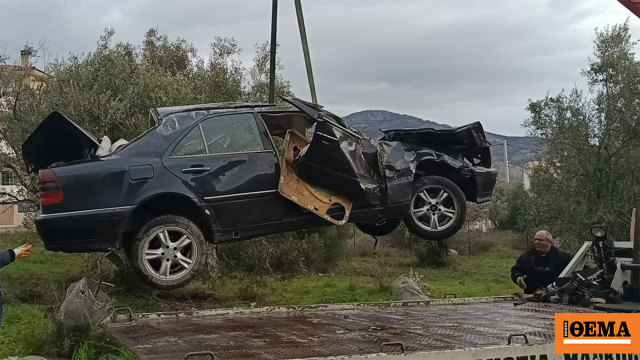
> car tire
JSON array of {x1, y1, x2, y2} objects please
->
[
  {"x1": 129, "y1": 215, "x2": 207, "y2": 290},
  {"x1": 355, "y1": 218, "x2": 402, "y2": 236},
  {"x1": 403, "y1": 176, "x2": 467, "y2": 241}
]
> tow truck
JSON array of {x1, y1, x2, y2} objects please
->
[
  {"x1": 102, "y1": 212, "x2": 638, "y2": 360},
  {"x1": 100, "y1": 1, "x2": 640, "y2": 359},
  {"x1": 102, "y1": 222, "x2": 640, "y2": 359}
]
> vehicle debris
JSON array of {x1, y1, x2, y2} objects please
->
[
  {"x1": 59, "y1": 277, "x2": 113, "y2": 335},
  {"x1": 96, "y1": 136, "x2": 129, "y2": 156},
  {"x1": 391, "y1": 276, "x2": 430, "y2": 301}
]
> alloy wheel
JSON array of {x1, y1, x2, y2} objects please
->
[
  {"x1": 410, "y1": 185, "x2": 459, "y2": 232},
  {"x1": 142, "y1": 227, "x2": 198, "y2": 280}
]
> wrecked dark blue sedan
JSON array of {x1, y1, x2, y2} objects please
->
[{"x1": 22, "y1": 97, "x2": 498, "y2": 289}]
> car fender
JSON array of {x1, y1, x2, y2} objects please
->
[
  {"x1": 414, "y1": 155, "x2": 477, "y2": 201},
  {"x1": 122, "y1": 190, "x2": 219, "y2": 243}
]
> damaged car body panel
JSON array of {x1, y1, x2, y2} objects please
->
[
  {"x1": 282, "y1": 97, "x2": 409, "y2": 209},
  {"x1": 281, "y1": 97, "x2": 497, "y2": 214},
  {"x1": 381, "y1": 123, "x2": 497, "y2": 204},
  {"x1": 23, "y1": 97, "x2": 498, "y2": 290},
  {"x1": 381, "y1": 122, "x2": 493, "y2": 168},
  {"x1": 294, "y1": 121, "x2": 385, "y2": 205},
  {"x1": 279, "y1": 129, "x2": 353, "y2": 225}
]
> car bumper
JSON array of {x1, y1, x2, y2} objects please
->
[
  {"x1": 473, "y1": 167, "x2": 498, "y2": 204},
  {"x1": 35, "y1": 206, "x2": 133, "y2": 253}
]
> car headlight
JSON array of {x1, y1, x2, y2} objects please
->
[{"x1": 591, "y1": 225, "x2": 606, "y2": 238}]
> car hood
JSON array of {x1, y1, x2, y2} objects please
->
[{"x1": 22, "y1": 111, "x2": 101, "y2": 174}]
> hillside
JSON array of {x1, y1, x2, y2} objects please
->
[{"x1": 343, "y1": 110, "x2": 537, "y2": 182}]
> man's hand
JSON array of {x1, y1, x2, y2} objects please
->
[
  {"x1": 517, "y1": 275, "x2": 527, "y2": 290},
  {"x1": 13, "y1": 244, "x2": 32, "y2": 259}
]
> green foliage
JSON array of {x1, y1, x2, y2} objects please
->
[
  {"x1": 487, "y1": 182, "x2": 530, "y2": 232},
  {"x1": 245, "y1": 41, "x2": 293, "y2": 102},
  {"x1": 0, "y1": 304, "x2": 51, "y2": 358},
  {"x1": 373, "y1": 223, "x2": 454, "y2": 267},
  {"x1": 0, "y1": 28, "x2": 293, "y2": 207},
  {"x1": 217, "y1": 225, "x2": 350, "y2": 275},
  {"x1": 0, "y1": 303, "x2": 134, "y2": 359},
  {"x1": 70, "y1": 339, "x2": 138, "y2": 360},
  {"x1": 523, "y1": 20, "x2": 640, "y2": 250},
  {"x1": 0, "y1": 230, "x2": 523, "y2": 357},
  {"x1": 414, "y1": 240, "x2": 451, "y2": 268}
]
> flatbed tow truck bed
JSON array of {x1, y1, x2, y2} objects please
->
[{"x1": 102, "y1": 296, "x2": 615, "y2": 360}]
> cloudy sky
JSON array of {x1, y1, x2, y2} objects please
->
[{"x1": 1, "y1": 0, "x2": 639, "y2": 136}]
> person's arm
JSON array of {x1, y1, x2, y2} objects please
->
[
  {"x1": 511, "y1": 253, "x2": 529, "y2": 289},
  {"x1": 0, "y1": 250, "x2": 15, "y2": 270},
  {"x1": 511, "y1": 254, "x2": 526, "y2": 283},
  {"x1": 0, "y1": 245, "x2": 31, "y2": 269}
]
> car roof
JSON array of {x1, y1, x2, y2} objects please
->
[{"x1": 153, "y1": 102, "x2": 298, "y2": 120}]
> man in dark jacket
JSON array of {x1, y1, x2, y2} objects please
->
[
  {"x1": 511, "y1": 230, "x2": 572, "y2": 294},
  {"x1": 0, "y1": 244, "x2": 31, "y2": 328}
]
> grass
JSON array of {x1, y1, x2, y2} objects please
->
[
  {"x1": 0, "y1": 229, "x2": 524, "y2": 359},
  {"x1": 0, "y1": 304, "x2": 52, "y2": 356}
]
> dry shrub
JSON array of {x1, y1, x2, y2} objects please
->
[
  {"x1": 351, "y1": 223, "x2": 422, "y2": 259},
  {"x1": 349, "y1": 227, "x2": 385, "y2": 257},
  {"x1": 236, "y1": 275, "x2": 267, "y2": 303},
  {"x1": 401, "y1": 268, "x2": 432, "y2": 296},
  {"x1": 445, "y1": 228, "x2": 527, "y2": 256},
  {"x1": 367, "y1": 259, "x2": 395, "y2": 293},
  {"x1": 351, "y1": 233, "x2": 375, "y2": 257},
  {"x1": 414, "y1": 240, "x2": 451, "y2": 268},
  {"x1": 383, "y1": 223, "x2": 414, "y2": 250},
  {"x1": 217, "y1": 225, "x2": 349, "y2": 276}
]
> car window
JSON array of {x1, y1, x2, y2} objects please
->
[
  {"x1": 201, "y1": 113, "x2": 265, "y2": 154},
  {"x1": 171, "y1": 126, "x2": 206, "y2": 157}
]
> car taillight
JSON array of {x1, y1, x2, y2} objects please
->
[{"x1": 39, "y1": 169, "x2": 63, "y2": 205}]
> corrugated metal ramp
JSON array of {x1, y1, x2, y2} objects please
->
[{"x1": 104, "y1": 297, "x2": 598, "y2": 360}]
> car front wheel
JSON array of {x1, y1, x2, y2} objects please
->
[
  {"x1": 129, "y1": 215, "x2": 206, "y2": 290},
  {"x1": 403, "y1": 176, "x2": 467, "y2": 241}
]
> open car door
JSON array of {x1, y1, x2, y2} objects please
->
[
  {"x1": 278, "y1": 97, "x2": 386, "y2": 225},
  {"x1": 279, "y1": 129, "x2": 353, "y2": 225}
]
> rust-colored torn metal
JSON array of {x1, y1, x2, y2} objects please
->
[{"x1": 279, "y1": 129, "x2": 352, "y2": 225}]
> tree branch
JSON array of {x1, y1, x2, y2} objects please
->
[
  {"x1": 3, "y1": 160, "x2": 38, "y2": 195},
  {"x1": 0, "y1": 190, "x2": 34, "y2": 205}
]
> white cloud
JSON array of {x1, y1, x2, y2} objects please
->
[{"x1": 1, "y1": 0, "x2": 639, "y2": 135}]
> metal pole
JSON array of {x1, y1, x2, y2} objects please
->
[
  {"x1": 467, "y1": 221, "x2": 471, "y2": 257},
  {"x1": 353, "y1": 225, "x2": 356, "y2": 255},
  {"x1": 268, "y1": 0, "x2": 278, "y2": 104},
  {"x1": 503, "y1": 140, "x2": 510, "y2": 183},
  {"x1": 294, "y1": 0, "x2": 318, "y2": 104},
  {"x1": 633, "y1": 207, "x2": 640, "y2": 286}
]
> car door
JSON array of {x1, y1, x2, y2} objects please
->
[
  {"x1": 162, "y1": 112, "x2": 284, "y2": 229},
  {"x1": 281, "y1": 97, "x2": 384, "y2": 205}
]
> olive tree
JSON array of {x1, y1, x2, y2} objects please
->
[
  {"x1": 0, "y1": 28, "x2": 292, "y2": 211},
  {"x1": 524, "y1": 20, "x2": 640, "y2": 250}
]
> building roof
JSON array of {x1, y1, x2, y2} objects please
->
[{"x1": 0, "y1": 65, "x2": 46, "y2": 76}]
